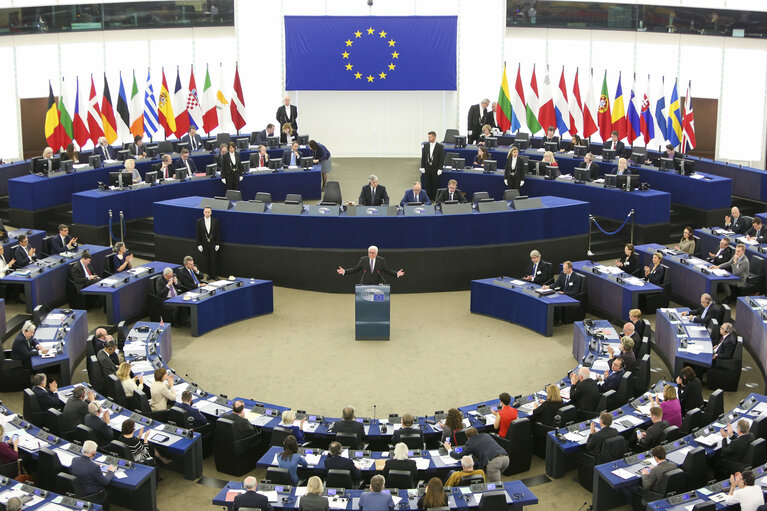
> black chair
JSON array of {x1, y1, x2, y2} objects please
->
[
  {"x1": 454, "y1": 429, "x2": 468, "y2": 446},
  {"x1": 444, "y1": 152, "x2": 459, "y2": 162},
  {"x1": 216, "y1": 133, "x2": 232, "y2": 145},
  {"x1": 706, "y1": 319, "x2": 720, "y2": 344},
  {"x1": 702, "y1": 389, "x2": 724, "y2": 424},
  {"x1": 47, "y1": 408, "x2": 73, "y2": 440},
  {"x1": 491, "y1": 417, "x2": 531, "y2": 475},
  {"x1": 707, "y1": 337, "x2": 743, "y2": 391},
  {"x1": 458, "y1": 474, "x2": 485, "y2": 486},
  {"x1": 321, "y1": 182, "x2": 342, "y2": 205},
  {"x1": 66, "y1": 272, "x2": 87, "y2": 309},
  {"x1": 680, "y1": 447, "x2": 707, "y2": 491},
  {"x1": 471, "y1": 191, "x2": 490, "y2": 204},
  {"x1": 398, "y1": 433, "x2": 424, "y2": 450},
  {"x1": 103, "y1": 439, "x2": 132, "y2": 460},
  {"x1": 752, "y1": 415, "x2": 767, "y2": 441},
  {"x1": 386, "y1": 469, "x2": 414, "y2": 489},
  {"x1": 0, "y1": 461, "x2": 17, "y2": 478},
  {"x1": 57, "y1": 472, "x2": 109, "y2": 508},
  {"x1": 37, "y1": 447, "x2": 63, "y2": 491},
  {"x1": 88, "y1": 355, "x2": 108, "y2": 395},
  {"x1": 105, "y1": 374, "x2": 131, "y2": 409},
  {"x1": 692, "y1": 503, "x2": 716, "y2": 511},
  {"x1": 578, "y1": 390, "x2": 616, "y2": 421},
  {"x1": 270, "y1": 426, "x2": 293, "y2": 447},
  {"x1": 225, "y1": 190, "x2": 243, "y2": 201},
  {"x1": 477, "y1": 491, "x2": 507, "y2": 511},
  {"x1": 633, "y1": 354, "x2": 651, "y2": 397},
  {"x1": 213, "y1": 418, "x2": 261, "y2": 476},
  {"x1": 577, "y1": 436, "x2": 627, "y2": 492},
  {"x1": 720, "y1": 304, "x2": 731, "y2": 326},
  {"x1": 442, "y1": 129, "x2": 459, "y2": 144},
  {"x1": 147, "y1": 275, "x2": 164, "y2": 322},
  {"x1": 32, "y1": 304, "x2": 49, "y2": 325},
  {"x1": 639, "y1": 264, "x2": 671, "y2": 313},
  {"x1": 663, "y1": 426, "x2": 684, "y2": 442},
  {"x1": 22, "y1": 388, "x2": 47, "y2": 428},
  {"x1": 717, "y1": 438, "x2": 767, "y2": 479},
  {"x1": 285, "y1": 194, "x2": 303, "y2": 204},
  {"x1": 531, "y1": 405, "x2": 575, "y2": 459},
  {"x1": 335, "y1": 432, "x2": 362, "y2": 450},
  {"x1": 265, "y1": 467, "x2": 294, "y2": 485},
  {"x1": 325, "y1": 469, "x2": 360, "y2": 489},
  {"x1": 680, "y1": 408, "x2": 704, "y2": 435},
  {"x1": 254, "y1": 192, "x2": 272, "y2": 204},
  {"x1": 634, "y1": 468, "x2": 686, "y2": 509},
  {"x1": 0, "y1": 348, "x2": 30, "y2": 392},
  {"x1": 642, "y1": 319, "x2": 653, "y2": 345},
  {"x1": 615, "y1": 371, "x2": 633, "y2": 406},
  {"x1": 74, "y1": 424, "x2": 99, "y2": 444},
  {"x1": 745, "y1": 255, "x2": 765, "y2": 295},
  {"x1": 503, "y1": 189, "x2": 520, "y2": 201}
]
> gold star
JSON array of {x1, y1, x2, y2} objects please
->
[
  {"x1": 379, "y1": 30, "x2": 387, "y2": 38},
  {"x1": 341, "y1": 51, "x2": 349, "y2": 59},
  {"x1": 345, "y1": 39, "x2": 353, "y2": 46},
  {"x1": 388, "y1": 39, "x2": 396, "y2": 47},
  {"x1": 367, "y1": 27, "x2": 375, "y2": 35},
  {"x1": 388, "y1": 63, "x2": 396, "y2": 70},
  {"x1": 354, "y1": 72, "x2": 362, "y2": 79},
  {"x1": 379, "y1": 71, "x2": 387, "y2": 79},
  {"x1": 367, "y1": 75, "x2": 374, "y2": 82},
  {"x1": 391, "y1": 51, "x2": 399, "y2": 59},
  {"x1": 345, "y1": 63, "x2": 353, "y2": 71},
  {"x1": 354, "y1": 30, "x2": 362, "y2": 38}
]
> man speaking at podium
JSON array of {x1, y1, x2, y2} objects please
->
[{"x1": 337, "y1": 246, "x2": 404, "y2": 285}]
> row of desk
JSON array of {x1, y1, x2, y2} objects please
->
[{"x1": 0, "y1": 475, "x2": 102, "y2": 510}]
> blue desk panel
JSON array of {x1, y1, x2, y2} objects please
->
[
  {"x1": 30, "y1": 309, "x2": 88, "y2": 386},
  {"x1": 470, "y1": 278, "x2": 579, "y2": 337},
  {"x1": 736, "y1": 296, "x2": 767, "y2": 386},
  {"x1": 693, "y1": 156, "x2": 767, "y2": 202},
  {"x1": 3, "y1": 229, "x2": 45, "y2": 255},
  {"x1": 153, "y1": 195, "x2": 589, "y2": 249},
  {"x1": 694, "y1": 228, "x2": 767, "y2": 280},
  {"x1": 655, "y1": 308, "x2": 713, "y2": 376},
  {"x1": 0, "y1": 160, "x2": 33, "y2": 196}
]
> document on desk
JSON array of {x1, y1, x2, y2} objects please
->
[
  {"x1": 713, "y1": 228, "x2": 735, "y2": 236},
  {"x1": 44, "y1": 313, "x2": 67, "y2": 324},
  {"x1": 414, "y1": 458, "x2": 431, "y2": 470},
  {"x1": 623, "y1": 277, "x2": 646, "y2": 286},
  {"x1": 0, "y1": 489, "x2": 43, "y2": 507},
  {"x1": 685, "y1": 342, "x2": 712, "y2": 355},
  {"x1": 666, "y1": 446, "x2": 694, "y2": 465},
  {"x1": 128, "y1": 267, "x2": 152, "y2": 276},
  {"x1": 591, "y1": 359, "x2": 610, "y2": 373},
  {"x1": 711, "y1": 268, "x2": 730, "y2": 277},
  {"x1": 707, "y1": 492, "x2": 727, "y2": 503},
  {"x1": 438, "y1": 455, "x2": 460, "y2": 465},
  {"x1": 129, "y1": 361, "x2": 155, "y2": 374},
  {"x1": 55, "y1": 449, "x2": 76, "y2": 467},
  {"x1": 594, "y1": 265, "x2": 622, "y2": 275},
  {"x1": 560, "y1": 386, "x2": 571, "y2": 400},
  {"x1": 305, "y1": 454, "x2": 322, "y2": 466},
  {"x1": 354, "y1": 458, "x2": 375, "y2": 470},
  {"x1": 329, "y1": 497, "x2": 349, "y2": 510},
  {"x1": 752, "y1": 402, "x2": 767, "y2": 415},
  {"x1": 37, "y1": 503, "x2": 78, "y2": 511},
  {"x1": 247, "y1": 413, "x2": 274, "y2": 427},
  {"x1": 256, "y1": 490, "x2": 279, "y2": 502},
  {"x1": 109, "y1": 414, "x2": 130, "y2": 429},
  {"x1": 611, "y1": 468, "x2": 636, "y2": 480}
]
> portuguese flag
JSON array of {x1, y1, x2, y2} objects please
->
[
  {"x1": 496, "y1": 64, "x2": 512, "y2": 133},
  {"x1": 597, "y1": 71, "x2": 612, "y2": 142}
]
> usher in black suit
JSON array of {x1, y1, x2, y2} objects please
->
[
  {"x1": 343, "y1": 257, "x2": 398, "y2": 285},
  {"x1": 420, "y1": 142, "x2": 445, "y2": 201},
  {"x1": 196, "y1": 216, "x2": 220, "y2": 278}
]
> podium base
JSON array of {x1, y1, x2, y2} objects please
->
[
  {"x1": 355, "y1": 321, "x2": 390, "y2": 341},
  {"x1": 355, "y1": 284, "x2": 391, "y2": 341}
]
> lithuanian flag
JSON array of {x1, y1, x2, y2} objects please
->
[{"x1": 496, "y1": 64, "x2": 512, "y2": 133}]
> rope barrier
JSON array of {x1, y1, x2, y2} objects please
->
[{"x1": 591, "y1": 211, "x2": 634, "y2": 236}]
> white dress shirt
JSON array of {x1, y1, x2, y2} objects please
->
[{"x1": 724, "y1": 485, "x2": 764, "y2": 511}]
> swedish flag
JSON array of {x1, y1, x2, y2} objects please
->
[{"x1": 667, "y1": 80, "x2": 683, "y2": 148}]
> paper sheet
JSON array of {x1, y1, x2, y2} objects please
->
[
  {"x1": 414, "y1": 458, "x2": 431, "y2": 470},
  {"x1": 305, "y1": 454, "x2": 321, "y2": 466},
  {"x1": 329, "y1": 498, "x2": 349, "y2": 510},
  {"x1": 438, "y1": 455, "x2": 460, "y2": 465},
  {"x1": 611, "y1": 468, "x2": 636, "y2": 480},
  {"x1": 257, "y1": 490, "x2": 279, "y2": 502}
]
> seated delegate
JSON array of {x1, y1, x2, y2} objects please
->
[
  {"x1": 435, "y1": 179, "x2": 466, "y2": 203},
  {"x1": 399, "y1": 181, "x2": 431, "y2": 207},
  {"x1": 50, "y1": 224, "x2": 77, "y2": 254},
  {"x1": 358, "y1": 175, "x2": 389, "y2": 206},
  {"x1": 644, "y1": 251, "x2": 665, "y2": 285},
  {"x1": 578, "y1": 152, "x2": 599, "y2": 181},
  {"x1": 616, "y1": 243, "x2": 639, "y2": 275},
  {"x1": 675, "y1": 226, "x2": 695, "y2": 255},
  {"x1": 523, "y1": 249, "x2": 552, "y2": 285},
  {"x1": 712, "y1": 243, "x2": 749, "y2": 303},
  {"x1": 282, "y1": 141, "x2": 302, "y2": 167},
  {"x1": 529, "y1": 384, "x2": 565, "y2": 427},
  {"x1": 473, "y1": 146, "x2": 490, "y2": 167},
  {"x1": 112, "y1": 241, "x2": 133, "y2": 273},
  {"x1": 174, "y1": 148, "x2": 198, "y2": 175}
]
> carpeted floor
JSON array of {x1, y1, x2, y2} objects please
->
[{"x1": 0, "y1": 157, "x2": 761, "y2": 510}]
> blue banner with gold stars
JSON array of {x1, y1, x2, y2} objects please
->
[{"x1": 285, "y1": 16, "x2": 457, "y2": 91}]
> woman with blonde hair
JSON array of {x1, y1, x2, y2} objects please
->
[
  {"x1": 299, "y1": 476, "x2": 329, "y2": 511},
  {"x1": 117, "y1": 362, "x2": 143, "y2": 397},
  {"x1": 530, "y1": 384, "x2": 565, "y2": 426},
  {"x1": 280, "y1": 122, "x2": 295, "y2": 145},
  {"x1": 651, "y1": 384, "x2": 682, "y2": 427}
]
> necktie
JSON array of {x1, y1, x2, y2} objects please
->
[
  {"x1": 370, "y1": 259, "x2": 374, "y2": 274},
  {"x1": 565, "y1": 274, "x2": 570, "y2": 286},
  {"x1": 168, "y1": 281, "x2": 177, "y2": 297},
  {"x1": 84, "y1": 263, "x2": 91, "y2": 277},
  {"x1": 450, "y1": 192, "x2": 454, "y2": 201},
  {"x1": 372, "y1": 187, "x2": 376, "y2": 202},
  {"x1": 190, "y1": 268, "x2": 199, "y2": 285},
  {"x1": 532, "y1": 263, "x2": 537, "y2": 277}
]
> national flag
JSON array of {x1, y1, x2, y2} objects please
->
[
  {"x1": 44, "y1": 81, "x2": 62, "y2": 150},
  {"x1": 667, "y1": 79, "x2": 683, "y2": 148},
  {"x1": 216, "y1": 63, "x2": 232, "y2": 133},
  {"x1": 626, "y1": 76, "x2": 641, "y2": 144},
  {"x1": 495, "y1": 64, "x2": 512, "y2": 133},
  {"x1": 568, "y1": 68, "x2": 583, "y2": 136},
  {"x1": 230, "y1": 63, "x2": 247, "y2": 131},
  {"x1": 611, "y1": 72, "x2": 627, "y2": 140},
  {"x1": 100, "y1": 74, "x2": 118, "y2": 144},
  {"x1": 129, "y1": 71, "x2": 144, "y2": 137},
  {"x1": 115, "y1": 72, "x2": 132, "y2": 143},
  {"x1": 173, "y1": 67, "x2": 190, "y2": 138},
  {"x1": 202, "y1": 65, "x2": 218, "y2": 134},
  {"x1": 86, "y1": 75, "x2": 104, "y2": 145},
  {"x1": 525, "y1": 65, "x2": 542, "y2": 135},
  {"x1": 143, "y1": 70, "x2": 159, "y2": 139},
  {"x1": 597, "y1": 71, "x2": 612, "y2": 141},
  {"x1": 537, "y1": 67, "x2": 556, "y2": 134},
  {"x1": 553, "y1": 67, "x2": 570, "y2": 137},
  {"x1": 639, "y1": 76, "x2": 655, "y2": 145},
  {"x1": 58, "y1": 78, "x2": 73, "y2": 149},
  {"x1": 186, "y1": 66, "x2": 204, "y2": 131},
  {"x1": 72, "y1": 77, "x2": 90, "y2": 147},
  {"x1": 582, "y1": 70, "x2": 598, "y2": 139},
  {"x1": 682, "y1": 80, "x2": 696, "y2": 153},
  {"x1": 157, "y1": 68, "x2": 176, "y2": 138},
  {"x1": 510, "y1": 64, "x2": 526, "y2": 133},
  {"x1": 654, "y1": 77, "x2": 668, "y2": 142}
]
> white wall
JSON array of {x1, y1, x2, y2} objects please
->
[{"x1": 505, "y1": 26, "x2": 767, "y2": 168}]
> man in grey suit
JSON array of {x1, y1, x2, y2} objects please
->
[
  {"x1": 639, "y1": 446, "x2": 677, "y2": 501},
  {"x1": 96, "y1": 340, "x2": 118, "y2": 376},
  {"x1": 714, "y1": 243, "x2": 750, "y2": 303}
]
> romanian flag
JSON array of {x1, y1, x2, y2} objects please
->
[
  {"x1": 100, "y1": 74, "x2": 118, "y2": 144},
  {"x1": 667, "y1": 79, "x2": 683, "y2": 148},
  {"x1": 597, "y1": 71, "x2": 612, "y2": 142},
  {"x1": 495, "y1": 64, "x2": 512, "y2": 133},
  {"x1": 44, "y1": 81, "x2": 62, "y2": 150},
  {"x1": 611, "y1": 72, "x2": 627, "y2": 140},
  {"x1": 158, "y1": 68, "x2": 176, "y2": 138}
]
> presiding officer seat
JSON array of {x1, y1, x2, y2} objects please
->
[{"x1": 321, "y1": 182, "x2": 342, "y2": 205}]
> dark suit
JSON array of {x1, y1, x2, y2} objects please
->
[
  {"x1": 708, "y1": 246, "x2": 734, "y2": 265},
  {"x1": 93, "y1": 338, "x2": 119, "y2": 366},
  {"x1": 282, "y1": 149, "x2": 301, "y2": 167},
  {"x1": 713, "y1": 334, "x2": 737, "y2": 360},
  {"x1": 94, "y1": 145, "x2": 115, "y2": 161},
  {"x1": 579, "y1": 162, "x2": 600, "y2": 181},
  {"x1": 49, "y1": 234, "x2": 73, "y2": 254},
  {"x1": 725, "y1": 216, "x2": 748, "y2": 235},
  {"x1": 584, "y1": 426, "x2": 619, "y2": 458},
  {"x1": 599, "y1": 369, "x2": 625, "y2": 393},
  {"x1": 721, "y1": 432, "x2": 755, "y2": 462},
  {"x1": 358, "y1": 185, "x2": 389, "y2": 206},
  {"x1": 467, "y1": 104, "x2": 483, "y2": 144},
  {"x1": 343, "y1": 257, "x2": 398, "y2": 285},
  {"x1": 504, "y1": 156, "x2": 527, "y2": 189},
  {"x1": 524, "y1": 260, "x2": 552, "y2": 285},
  {"x1": 223, "y1": 412, "x2": 257, "y2": 437},
  {"x1": 331, "y1": 419, "x2": 365, "y2": 449},
  {"x1": 435, "y1": 188, "x2": 466, "y2": 204},
  {"x1": 746, "y1": 225, "x2": 767, "y2": 243},
  {"x1": 529, "y1": 400, "x2": 565, "y2": 427},
  {"x1": 96, "y1": 349, "x2": 117, "y2": 376},
  {"x1": 633, "y1": 319, "x2": 646, "y2": 341},
  {"x1": 218, "y1": 152, "x2": 242, "y2": 190},
  {"x1": 324, "y1": 454, "x2": 362, "y2": 480},
  {"x1": 603, "y1": 139, "x2": 624, "y2": 154},
  {"x1": 645, "y1": 264, "x2": 665, "y2": 285},
  {"x1": 570, "y1": 378, "x2": 600, "y2": 412},
  {"x1": 255, "y1": 129, "x2": 272, "y2": 145},
  {"x1": 392, "y1": 426, "x2": 424, "y2": 446},
  {"x1": 129, "y1": 143, "x2": 146, "y2": 158},
  {"x1": 618, "y1": 253, "x2": 639, "y2": 276},
  {"x1": 383, "y1": 458, "x2": 417, "y2": 483},
  {"x1": 196, "y1": 216, "x2": 220, "y2": 278},
  {"x1": 180, "y1": 133, "x2": 203, "y2": 152},
  {"x1": 552, "y1": 271, "x2": 582, "y2": 296},
  {"x1": 178, "y1": 401, "x2": 208, "y2": 428},
  {"x1": 234, "y1": 490, "x2": 274, "y2": 511},
  {"x1": 541, "y1": 136, "x2": 560, "y2": 150},
  {"x1": 634, "y1": 420, "x2": 669, "y2": 451},
  {"x1": 399, "y1": 189, "x2": 431, "y2": 207},
  {"x1": 11, "y1": 332, "x2": 37, "y2": 369},
  {"x1": 177, "y1": 266, "x2": 203, "y2": 293},
  {"x1": 84, "y1": 414, "x2": 113, "y2": 446},
  {"x1": 13, "y1": 245, "x2": 34, "y2": 269},
  {"x1": 71, "y1": 456, "x2": 113, "y2": 497},
  {"x1": 62, "y1": 397, "x2": 89, "y2": 432},
  {"x1": 70, "y1": 260, "x2": 99, "y2": 291},
  {"x1": 420, "y1": 142, "x2": 444, "y2": 200},
  {"x1": 276, "y1": 104, "x2": 298, "y2": 132},
  {"x1": 174, "y1": 157, "x2": 198, "y2": 175},
  {"x1": 679, "y1": 378, "x2": 704, "y2": 414},
  {"x1": 154, "y1": 275, "x2": 182, "y2": 324},
  {"x1": 33, "y1": 385, "x2": 62, "y2": 411},
  {"x1": 690, "y1": 303, "x2": 721, "y2": 327}
]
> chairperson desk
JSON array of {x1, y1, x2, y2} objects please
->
[
  {"x1": 695, "y1": 227, "x2": 767, "y2": 279},
  {"x1": 0, "y1": 476, "x2": 103, "y2": 510},
  {"x1": 0, "y1": 407, "x2": 156, "y2": 511},
  {"x1": 654, "y1": 308, "x2": 713, "y2": 376},
  {"x1": 71, "y1": 168, "x2": 322, "y2": 243},
  {"x1": 0, "y1": 244, "x2": 110, "y2": 313},
  {"x1": 571, "y1": 260, "x2": 662, "y2": 322},
  {"x1": 470, "y1": 277, "x2": 580, "y2": 337},
  {"x1": 736, "y1": 296, "x2": 767, "y2": 387},
  {"x1": 592, "y1": 393, "x2": 767, "y2": 511},
  {"x1": 635, "y1": 244, "x2": 740, "y2": 307},
  {"x1": 30, "y1": 309, "x2": 88, "y2": 386},
  {"x1": 7, "y1": 147, "x2": 314, "y2": 229},
  {"x1": 79, "y1": 261, "x2": 171, "y2": 325},
  {"x1": 213, "y1": 481, "x2": 538, "y2": 510},
  {"x1": 153, "y1": 195, "x2": 589, "y2": 294},
  {"x1": 164, "y1": 277, "x2": 273, "y2": 337}
]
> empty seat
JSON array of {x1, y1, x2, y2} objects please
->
[
  {"x1": 265, "y1": 467, "x2": 294, "y2": 485},
  {"x1": 491, "y1": 417, "x2": 532, "y2": 475},
  {"x1": 321, "y1": 182, "x2": 342, "y2": 205},
  {"x1": 22, "y1": 388, "x2": 46, "y2": 428},
  {"x1": 285, "y1": 193, "x2": 303, "y2": 204},
  {"x1": 325, "y1": 469, "x2": 358, "y2": 489},
  {"x1": 385, "y1": 469, "x2": 414, "y2": 489},
  {"x1": 254, "y1": 192, "x2": 272, "y2": 204},
  {"x1": 225, "y1": 190, "x2": 243, "y2": 201}
]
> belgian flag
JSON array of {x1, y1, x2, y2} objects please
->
[{"x1": 44, "y1": 81, "x2": 62, "y2": 150}]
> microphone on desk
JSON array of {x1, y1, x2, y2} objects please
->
[{"x1": 553, "y1": 415, "x2": 564, "y2": 443}]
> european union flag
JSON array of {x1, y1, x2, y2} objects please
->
[{"x1": 285, "y1": 16, "x2": 457, "y2": 91}]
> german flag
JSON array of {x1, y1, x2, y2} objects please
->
[
  {"x1": 44, "y1": 81, "x2": 62, "y2": 150},
  {"x1": 100, "y1": 74, "x2": 118, "y2": 144}
]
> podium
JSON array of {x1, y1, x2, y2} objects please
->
[{"x1": 355, "y1": 285, "x2": 390, "y2": 340}]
